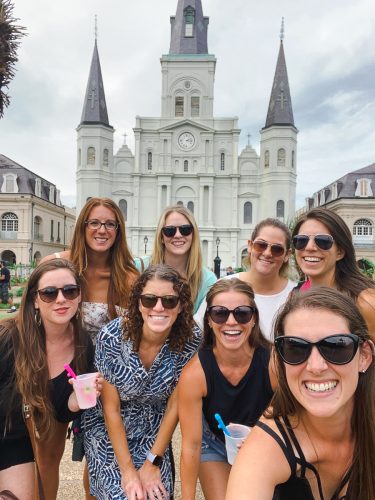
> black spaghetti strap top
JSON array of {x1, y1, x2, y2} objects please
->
[{"x1": 256, "y1": 417, "x2": 351, "y2": 500}]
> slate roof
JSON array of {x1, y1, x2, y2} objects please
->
[
  {"x1": 0, "y1": 154, "x2": 62, "y2": 205},
  {"x1": 80, "y1": 41, "x2": 112, "y2": 128},
  {"x1": 169, "y1": 0, "x2": 209, "y2": 54},
  {"x1": 264, "y1": 40, "x2": 295, "y2": 129}
]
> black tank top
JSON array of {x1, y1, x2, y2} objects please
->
[
  {"x1": 198, "y1": 346, "x2": 273, "y2": 442},
  {"x1": 256, "y1": 417, "x2": 350, "y2": 500}
]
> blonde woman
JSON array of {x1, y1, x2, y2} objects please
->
[{"x1": 151, "y1": 205, "x2": 216, "y2": 313}]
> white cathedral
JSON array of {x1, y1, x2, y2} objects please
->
[{"x1": 76, "y1": 0, "x2": 298, "y2": 268}]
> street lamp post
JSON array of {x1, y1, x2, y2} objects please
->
[
  {"x1": 144, "y1": 236, "x2": 148, "y2": 255},
  {"x1": 214, "y1": 237, "x2": 221, "y2": 279}
]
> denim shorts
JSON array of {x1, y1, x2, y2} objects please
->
[{"x1": 200, "y1": 416, "x2": 228, "y2": 463}]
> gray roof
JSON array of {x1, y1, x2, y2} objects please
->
[
  {"x1": 329, "y1": 163, "x2": 375, "y2": 200},
  {"x1": 169, "y1": 0, "x2": 209, "y2": 54},
  {"x1": 264, "y1": 41, "x2": 295, "y2": 129},
  {"x1": 0, "y1": 154, "x2": 62, "y2": 205},
  {"x1": 80, "y1": 41, "x2": 112, "y2": 128}
]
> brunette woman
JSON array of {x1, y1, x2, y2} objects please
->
[
  {"x1": 179, "y1": 279, "x2": 275, "y2": 500},
  {"x1": 151, "y1": 205, "x2": 216, "y2": 313},
  {"x1": 226, "y1": 287, "x2": 375, "y2": 499},
  {"x1": 0, "y1": 259, "x2": 99, "y2": 500},
  {"x1": 292, "y1": 208, "x2": 375, "y2": 339}
]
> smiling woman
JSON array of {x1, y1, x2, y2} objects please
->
[{"x1": 226, "y1": 287, "x2": 375, "y2": 500}]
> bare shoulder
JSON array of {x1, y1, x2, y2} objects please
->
[
  {"x1": 357, "y1": 288, "x2": 375, "y2": 338},
  {"x1": 179, "y1": 353, "x2": 204, "y2": 385},
  {"x1": 40, "y1": 250, "x2": 71, "y2": 264}
]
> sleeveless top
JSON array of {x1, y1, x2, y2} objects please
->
[
  {"x1": 198, "y1": 346, "x2": 273, "y2": 442},
  {"x1": 256, "y1": 417, "x2": 350, "y2": 500}
]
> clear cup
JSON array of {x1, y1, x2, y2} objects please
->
[
  {"x1": 72, "y1": 373, "x2": 97, "y2": 409},
  {"x1": 224, "y1": 423, "x2": 251, "y2": 465}
]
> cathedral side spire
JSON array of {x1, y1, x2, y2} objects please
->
[
  {"x1": 169, "y1": 0, "x2": 209, "y2": 54},
  {"x1": 263, "y1": 19, "x2": 294, "y2": 129},
  {"x1": 80, "y1": 36, "x2": 111, "y2": 127}
]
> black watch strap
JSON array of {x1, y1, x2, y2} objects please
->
[{"x1": 146, "y1": 451, "x2": 163, "y2": 467}]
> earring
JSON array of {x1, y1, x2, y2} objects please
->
[
  {"x1": 361, "y1": 369, "x2": 366, "y2": 374},
  {"x1": 34, "y1": 309, "x2": 41, "y2": 327}
]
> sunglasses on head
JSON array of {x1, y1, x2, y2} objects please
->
[
  {"x1": 161, "y1": 225, "x2": 193, "y2": 238},
  {"x1": 252, "y1": 240, "x2": 286, "y2": 258},
  {"x1": 36, "y1": 285, "x2": 81, "y2": 303},
  {"x1": 207, "y1": 305, "x2": 255, "y2": 325},
  {"x1": 274, "y1": 334, "x2": 361, "y2": 365},
  {"x1": 293, "y1": 234, "x2": 334, "y2": 251},
  {"x1": 140, "y1": 294, "x2": 180, "y2": 309}
]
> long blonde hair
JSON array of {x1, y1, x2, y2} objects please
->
[
  {"x1": 69, "y1": 197, "x2": 138, "y2": 318},
  {"x1": 151, "y1": 205, "x2": 202, "y2": 304}
]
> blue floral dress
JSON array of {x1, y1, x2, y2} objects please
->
[{"x1": 84, "y1": 317, "x2": 201, "y2": 499}]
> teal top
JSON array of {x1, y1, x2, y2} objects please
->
[{"x1": 195, "y1": 267, "x2": 217, "y2": 314}]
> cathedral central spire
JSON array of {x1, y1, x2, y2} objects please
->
[{"x1": 169, "y1": 0, "x2": 209, "y2": 54}]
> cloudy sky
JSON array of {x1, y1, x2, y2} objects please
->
[{"x1": 1, "y1": 0, "x2": 374, "y2": 209}]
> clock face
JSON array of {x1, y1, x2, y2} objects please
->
[{"x1": 178, "y1": 132, "x2": 195, "y2": 150}]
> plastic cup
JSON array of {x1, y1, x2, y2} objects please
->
[
  {"x1": 224, "y1": 423, "x2": 251, "y2": 465},
  {"x1": 72, "y1": 373, "x2": 97, "y2": 409}
]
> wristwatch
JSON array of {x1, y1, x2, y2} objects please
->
[{"x1": 146, "y1": 451, "x2": 163, "y2": 467}]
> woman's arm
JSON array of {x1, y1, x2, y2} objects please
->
[
  {"x1": 101, "y1": 379, "x2": 144, "y2": 500},
  {"x1": 179, "y1": 355, "x2": 206, "y2": 500},
  {"x1": 357, "y1": 289, "x2": 375, "y2": 342},
  {"x1": 225, "y1": 422, "x2": 291, "y2": 500}
]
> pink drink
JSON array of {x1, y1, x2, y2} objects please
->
[{"x1": 73, "y1": 373, "x2": 97, "y2": 409}]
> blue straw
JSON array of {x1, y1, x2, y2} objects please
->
[{"x1": 215, "y1": 413, "x2": 231, "y2": 437}]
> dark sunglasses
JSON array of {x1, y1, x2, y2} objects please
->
[
  {"x1": 293, "y1": 234, "x2": 334, "y2": 251},
  {"x1": 253, "y1": 240, "x2": 286, "y2": 258},
  {"x1": 85, "y1": 219, "x2": 119, "y2": 231},
  {"x1": 140, "y1": 294, "x2": 180, "y2": 309},
  {"x1": 36, "y1": 284, "x2": 81, "y2": 303},
  {"x1": 274, "y1": 334, "x2": 361, "y2": 365},
  {"x1": 207, "y1": 305, "x2": 255, "y2": 325},
  {"x1": 162, "y1": 225, "x2": 193, "y2": 237}
]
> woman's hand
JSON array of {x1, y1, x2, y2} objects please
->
[
  {"x1": 139, "y1": 460, "x2": 168, "y2": 499},
  {"x1": 67, "y1": 389, "x2": 80, "y2": 412},
  {"x1": 121, "y1": 467, "x2": 144, "y2": 500},
  {"x1": 95, "y1": 372, "x2": 104, "y2": 398}
]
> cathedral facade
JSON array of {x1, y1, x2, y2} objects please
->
[{"x1": 76, "y1": 0, "x2": 297, "y2": 268}]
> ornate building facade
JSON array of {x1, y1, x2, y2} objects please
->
[{"x1": 76, "y1": 1, "x2": 298, "y2": 267}]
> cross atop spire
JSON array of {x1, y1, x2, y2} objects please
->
[
  {"x1": 280, "y1": 17, "x2": 284, "y2": 42},
  {"x1": 169, "y1": 0, "x2": 209, "y2": 54},
  {"x1": 94, "y1": 15, "x2": 98, "y2": 41}
]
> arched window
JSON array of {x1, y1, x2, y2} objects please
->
[
  {"x1": 78, "y1": 148, "x2": 81, "y2": 166},
  {"x1": 244, "y1": 202, "x2": 252, "y2": 224},
  {"x1": 276, "y1": 200, "x2": 285, "y2": 218},
  {"x1": 264, "y1": 150, "x2": 270, "y2": 168},
  {"x1": 277, "y1": 148, "x2": 286, "y2": 167},
  {"x1": 34, "y1": 216, "x2": 42, "y2": 240},
  {"x1": 147, "y1": 152, "x2": 152, "y2": 170},
  {"x1": 175, "y1": 96, "x2": 184, "y2": 117},
  {"x1": 2, "y1": 212, "x2": 18, "y2": 232},
  {"x1": 119, "y1": 199, "x2": 127, "y2": 221},
  {"x1": 291, "y1": 150, "x2": 295, "y2": 169},
  {"x1": 35, "y1": 178, "x2": 42, "y2": 197},
  {"x1": 184, "y1": 160, "x2": 188, "y2": 172},
  {"x1": 353, "y1": 218, "x2": 373, "y2": 243},
  {"x1": 184, "y1": 5, "x2": 195, "y2": 36},
  {"x1": 220, "y1": 152, "x2": 225, "y2": 171},
  {"x1": 187, "y1": 201, "x2": 194, "y2": 214},
  {"x1": 87, "y1": 147, "x2": 95, "y2": 165},
  {"x1": 191, "y1": 96, "x2": 200, "y2": 117},
  {"x1": 5, "y1": 174, "x2": 16, "y2": 192},
  {"x1": 177, "y1": 201, "x2": 184, "y2": 206},
  {"x1": 103, "y1": 149, "x2": 109, "y2": 167}
]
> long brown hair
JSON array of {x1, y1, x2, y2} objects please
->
[
  {"x1": 292, "y1": 208, "x2": 375, "y2": 299},
  {"x1": 122, "y1": 264, "x2": 195, "y2": 352},
  {"x1": 12, "y1": 259, "x2": 90, "y2": 439},
  {"x1": 271, "y1": 287, "x2": 375, "y2": 499},
  {"x1": 151, "y1": 205, "x2": 202, "y2": 305},
  {"x1": 69, "y1": 197, "x2": 138, "y2": 318},
  {"x1": 203, "y1": 278, "x2": 270, "y2": 349}
]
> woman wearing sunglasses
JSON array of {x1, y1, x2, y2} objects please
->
[
  {"x1": 84, "y1": 265, "x2": 200, "y2": 499},
  {"x1": 41, "y1": 197, "x2": 139, "y2": 498},
  {"x1": 151, "y1": 205, "x2": 216, "y2": 314},
  {"x1": 179, "y1": 279, "x2": 275, "y2": 500},
  {"x1": 0, "y1": 259, "x2": 99, "y2": 500},
  {"x1": 292, "y1": 208, "x2": 375, "y2": 340},
  {"x1": 226, "y1": 287, "x2": 375, "y2": 500}
]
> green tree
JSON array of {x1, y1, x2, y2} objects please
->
[{"x1": 0, "y1": 0, "x2": 26, "y2": 118}]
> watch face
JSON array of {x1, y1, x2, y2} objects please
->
[{"x1": 178, "y1": 132, "x2": 195, "y2": 150}]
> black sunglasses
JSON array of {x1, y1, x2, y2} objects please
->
[
  {"x1": 36, "y1": 284, "x2": 81, "y2": 303},
  {"x1": 207, "y1": 305, "x2": 255, "y2": 325},
  {"x1": 162, "y1": 225, "x2": 193, "y2": 237},
  {"x1": 253, "y1": 240, "x2": 286, "y2": 258},
  {"x1": 293, "y1": 234, "x2": 334, "y2": 251},
  {"x1": 140, "y1": 294, "x2": 180, "y2": 309},
  {"x1": 274, "y1": 334, "x2": 361, "y2": 365}
]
